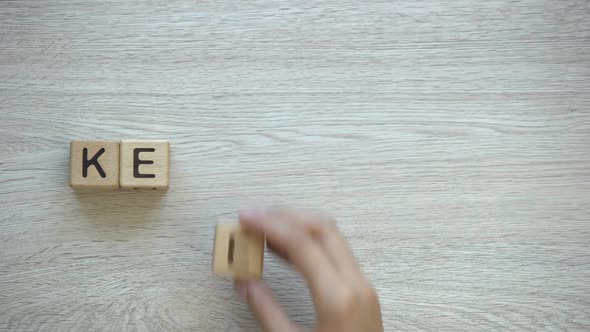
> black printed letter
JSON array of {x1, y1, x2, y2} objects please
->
[
  {"x1": 133, "y1": 148, "x2": 156, "y2": 178},
  {"x1": 82, "y1": 148, "x2": 106, "y2": 178}
]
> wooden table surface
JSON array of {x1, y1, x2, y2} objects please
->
[{"x1": 1, "y1": 0, "x2": 589, "y2": 331}]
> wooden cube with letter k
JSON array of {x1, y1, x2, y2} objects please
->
[
  {"x1": 119, "y1": 140, "x2": 170, "y2": 190},
  {"x1": 70, "y1": 140, "x2": 120, "y2": 189}
]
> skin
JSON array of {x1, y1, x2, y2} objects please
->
[{"x1": 236, "y1": 208, "x2": 384, "y2": 332}]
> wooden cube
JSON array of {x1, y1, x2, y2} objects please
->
[
  {"x1": 119, "y1": 140, "x2": 169, "y2": 190},
  {"x1": 70, "y1": 140, "x2": 120, "y2": 189},
  {"x1": 213, "y1": 222, "x2": 264, "y2": 279}
]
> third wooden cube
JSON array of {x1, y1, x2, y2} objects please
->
[{"x1": 213, "y1": 222, "x2": 265, "y2": 279}]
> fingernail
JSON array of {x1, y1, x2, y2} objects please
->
[{"x1": 239, "y1": 208, "x2": 265, "y2": 220}]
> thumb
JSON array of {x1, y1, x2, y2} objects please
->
[{"x1": 236, "y1": 280, "x2": 298, "y2": 332}]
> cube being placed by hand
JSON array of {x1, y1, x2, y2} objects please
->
[{"x1": 213, "y1": 222, "x2": 265, "y2": 280}]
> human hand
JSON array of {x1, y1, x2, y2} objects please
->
[{"x1": 236, "y1": 208, "x2": 384, "y2": 332}]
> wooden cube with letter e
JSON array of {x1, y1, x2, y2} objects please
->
[
  {"x1": 119, "y1": 140, "x2": 170, "y2": 190},
  {"x1": 70, "y1": 140, "x2": 120, "y2": 189}
]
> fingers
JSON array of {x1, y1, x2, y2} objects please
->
[
  {"x1": 236, "y1": 280, "x2": 298, "y2": 332},
  {"x1": 318, "y1": 226, "x2": 367, "y2": 285},
  {"x1": 243, "y1": 209, "x2": 366, "y2": 285},
  {"x1": 274, "y1": 209, "x2": 366, "y2": 282},
  {"x1": 239, "y1": 209, "x2": 343, "y2": 303}
]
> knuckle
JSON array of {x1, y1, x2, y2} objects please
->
[
  {"x1": 322, "y1": 218, "x2": 339, "y2": 232},
  {"x1": 326, "y1": 284, "x2": 379, "y2": 317},
  {"x1": 330, "y1": 287, "x2": 360, "y2": 316},
  {"x1": 289, "y1": 229, "x2": 312, "y2": 246},
  {"x1": 309, "y1": 218, "x2": 339, "y2": 238},
  {"x1": 284, "y1": 231, "x2": 312, "y2": 262},
  {"x1": 360, "y1": 285, "x2": 379, "y2": 304},
  {"x1": 269, "y1": 207, "x2": 291, "y2": 220}
]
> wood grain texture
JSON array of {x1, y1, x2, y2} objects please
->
[{"x1": 0, "y1": 0, "x2": 589, "y2": 331}]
